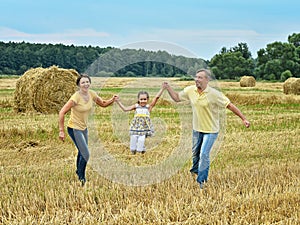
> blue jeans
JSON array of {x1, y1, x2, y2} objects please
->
[
  {"x1": 67, "y1": 127, "x2": 89, "y2": 181},
  {"x1": 190, "y1": 130, "x2": 218, "y2": 184}
]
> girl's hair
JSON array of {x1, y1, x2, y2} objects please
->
[
  {"x1": 76, "y1": 74, "x2": 91, "y2": 86},
  {"x1": 137, "y1": 91, "x2": 149, "y2": 103}
]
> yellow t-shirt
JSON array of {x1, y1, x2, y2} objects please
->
[
  {"x1": 179, "y1": 85, "x2": 230, "y2": 133},
  {"x1": 67, "y1": 90, "x2": 98, "y2": 130}
]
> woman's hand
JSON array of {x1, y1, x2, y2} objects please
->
[
  {"x1": 59, "y1": 130, "x2": 65, "y2": 142},
  {"x1": 113, "y1": 95, "x2": 119, "y2": 102}
]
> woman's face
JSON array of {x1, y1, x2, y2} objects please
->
[
  {"x1": 138, "y1": 94, "x2": 148, "y2": 106},
  {"x1": 79, "y1": 77, "x2": 90, "y2": 92}
]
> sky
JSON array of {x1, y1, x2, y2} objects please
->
[{"x1": 0, "y1": 0, "x2": 299, "y2": 60}]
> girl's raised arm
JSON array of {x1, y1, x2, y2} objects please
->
[
  {"x1": 163, "y1": 82, "x2": 180, "y2": 102},
  {"x1": 149, "y1": 87, "x2": 164, "y2": 111}
]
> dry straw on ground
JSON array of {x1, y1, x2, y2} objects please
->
[
  {"x1": 240, "y1": 76, "x2": 256, "y2": 87},
  {"x1": 1, "y1": 78, "x2": 299, "y2": 224},
  {"x1": 283, "y1": 77, "x2": 300, "y2": 95},
  {"x1": 14, "y1": 66, "x2": 79, "y2": 114}
]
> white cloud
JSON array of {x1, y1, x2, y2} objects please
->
[
  {"x1": 59, "y1": 28, "x2": 110, "y2": 38},
  {"x1": 0, "y1": 27, "x2": 31, "y2": 37},
  {"x1": 0, "y1": 27, "x2": 110, "y2": 44},
  {"x1": 120, "y1": 28, "x2": 289, "y2": 59},
  {"x1": 125, "y1": 28, "x2": 261, "y2": 42},
  {"x1": 116, "y1": 28, "x2": 264, "y2": 58}
]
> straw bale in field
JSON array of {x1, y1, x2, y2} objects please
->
[
  {"x1": 283, "y1": 77, "x2": 300, "y2": 95},
  {"x1": 240, "y1": 76, "x2": 256, "y2": 87},
  {"x1": 14, "y1": 66, "x2": 79, "y2": 114}
]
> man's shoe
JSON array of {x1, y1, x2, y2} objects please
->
[{"x1": 199, "y1": 182, "x2": 204, "y2": 189}]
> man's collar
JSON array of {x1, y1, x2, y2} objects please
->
[{"x1": 194, "y1": 85, "x2": 209, "y2": 93}]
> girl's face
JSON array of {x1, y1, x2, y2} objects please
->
[
  {"x1": 79, "y1": 77, "x2": 90, "y2": 92},
  {"x1": 138, "y1": 94, "x2": 148, "y2": 106}
]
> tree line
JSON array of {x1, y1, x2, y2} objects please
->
[
  {"x1": 209, "y1": 33, "x2": 300, "y2": 81},
  {"x1": 1, "y1": 32, "x2": 300, "y2": 80},
  {"x1": 84, "y1": 48, "x2": 207, "y2": 77},
  {"x1": 0, "y1": 41, "x2": 111, "y2": 75},
  {"x1": 0, "y1": 41, "x2": 206, "y2": 78}
]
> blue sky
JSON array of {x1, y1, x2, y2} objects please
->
[{"x1": 1, "y1": 0, "x2": 299, "y2": 60}]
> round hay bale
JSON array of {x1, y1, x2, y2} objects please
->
[
  {"x1": 14, "y1": 67, "x2": 44, "y2": 113},
  {"x1": 240, "y1": 76, "x2": 256, "y2": 87},
  {"x1": 283, "y1": 77, "x2": 300, "y2": 95},
  {"x1": 14, "y1": 66, "x2": 79, "y2": 114}
]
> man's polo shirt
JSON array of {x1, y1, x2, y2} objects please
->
[{"x1": 179, "y1": 85, "x2": 230, "y2": 133}]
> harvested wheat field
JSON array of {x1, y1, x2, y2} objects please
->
[{"x1": 0, "y1": 77, "x2": 299, "y2": 224}]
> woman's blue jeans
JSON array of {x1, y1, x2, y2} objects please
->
[
  {"x1": 190, "y1": 130, "x2": 218, "y2": 184},
  {"x1": 67, "y1": 127, "x2": 89, "y2": 181}
]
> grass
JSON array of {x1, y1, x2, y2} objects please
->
[{"x1": 0, "y1": 77, "x2": 299, "y2": 224}]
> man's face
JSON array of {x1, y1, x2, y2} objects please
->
[{"x1": 195, "y1": 71, "x2": 209, "y2": 89}]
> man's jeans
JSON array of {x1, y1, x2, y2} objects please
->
[
  {"x1": 67, "y1": 127, "x2": 89, "y2": 181},
  {"x1": 190, "y1": 130, "x2": 218, "y2": 184}
]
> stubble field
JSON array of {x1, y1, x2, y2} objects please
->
[{"x1": 0, "y1": 77, "x2": 299, "y2": 224}]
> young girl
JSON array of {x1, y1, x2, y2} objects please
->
[{"x1": 116, "y1": 87, "x2": 164, "y2": 154}]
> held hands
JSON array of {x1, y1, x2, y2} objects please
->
[
  {"x1": 113, "y1": 95, "x2": 119, "y2": 101},
  {"x1": 114, "y1": 95, "x2": 120, "y2": 102},
  {"x1": 162, "y1": 81, "x2": 169, "y2": 89}
]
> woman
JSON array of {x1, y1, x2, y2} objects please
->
[{"x1": 59, "y1": 74, "x2": 117, "y2": 186}]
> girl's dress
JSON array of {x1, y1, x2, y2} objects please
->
[{"x1": 129, "y1": 104, "x2": 154, "y2": 137}]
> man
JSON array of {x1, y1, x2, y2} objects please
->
[{"x1": 163, "y1": 69, "x2": 250, "y2": 189}]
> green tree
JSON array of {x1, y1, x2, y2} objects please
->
[
  {"x1": 231, "y1": 42, "x2": 252, "y2": 59},
  {"x1": 209, "y1": 43, "x2": 254, "y2": 79},
  {"x1": 280, "y1": 70, "x2": 293, "y2": 81},
  {"x1": 0, "y1": 41, "x2": 105, "y2": 75},
  {"x1": 255, "y1": 41, "x2": 300, "y2": 80},
  {"x1": 288, "y1": 33, "x2": 300, "y2": 47}
]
